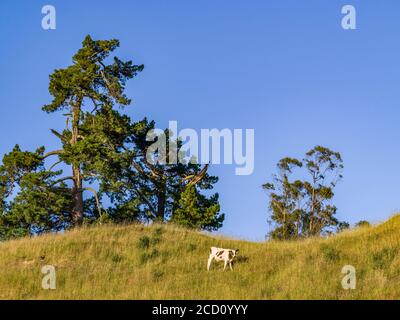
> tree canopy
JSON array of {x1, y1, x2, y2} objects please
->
[
  {"x1": 0, "y1": 35, "x2": 224, "y2": 240},
  {"x1": 263, "y1": 146, "x2": 348, "y2": 240}
]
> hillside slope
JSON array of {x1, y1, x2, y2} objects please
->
[{"x1": 0, "y1": 215, "x2": 399, "y2": 299}]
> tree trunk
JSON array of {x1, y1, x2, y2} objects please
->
[
  {"x1": 156, "y1": 180, "x2": 166, "y2": 222},
  {"x1": 71, "y1": 97, "x2": 84, "y2": 224},
  {"x1": 309, "y1": 175, "x2": 316, "y2": 236},
  {"x1": 72, "y1": 166, "x2": 84, "y2": 224}
]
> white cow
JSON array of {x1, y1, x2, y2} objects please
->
[{"x1": 207, "y1": 247, "x2": 239, "y2": 271}]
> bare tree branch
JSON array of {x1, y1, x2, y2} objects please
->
[
  {"x1": 50, "y1": 129, "x2": 67, "y2": 142},
  {"x1": 183, "y1": 164, "x2": 209, "y2": 186},
  {"x1": 48, "y1": 160, "x2": 63, "y2": 172},
  {"x1": 50, "y1": 176, "x2": 74, "y2": 186},
  {"x1": 82, "y1": 187, "x2": 102, "y2": 218},
  {"x1": 43, "y1": 150, "x2": 63, "y2": 160}
]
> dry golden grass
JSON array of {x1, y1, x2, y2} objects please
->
[{"x1": 0, "y1": 215, "x2": 399, "y2": 299}]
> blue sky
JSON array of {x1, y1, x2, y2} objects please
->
[{"x1": 1, "y1": 1, "x2": 399, "y2": 240}]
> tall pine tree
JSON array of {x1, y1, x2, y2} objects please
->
[
  {"x1": 42, "y1": 35, "x2": 143, "y2": 224},
  {"x1": 0, "y1": 36, "x2": 143, "y2": 239}
]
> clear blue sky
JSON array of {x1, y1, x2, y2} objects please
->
[{"x1": 1, "y1": 1, "x2": 399, "y2": 240}]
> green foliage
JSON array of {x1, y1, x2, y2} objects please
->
[
  {"x1": 140, "y1": 249, "x2": 160, "y2": 265},
  {"x1": 0, "y1": 146, "x2": 72, "y2": 240},
  {"x1": 320, "y1": 244, "x2": 341, "y2": 262},
  {"x1": 111, "y1": 253, "x2": 124, "y2": 264},
  {"x1": 186, "y1": 243, "x2": 197, "y2": 252},
  {"x1": 99, "y1": 118, "x2": 224, "y2": 230},
  {"x1": 151, "y1": 269, "x2": 165, "y2": 281},
  {"x1": 264, "y1": 146, "x2": 347, "y2": 240},
  {"x1": 0, "y1": 35, "x2": 144, "y2": 238},
  {"x1": 337, "y1": 221, "x2": 350, "y2": 232},
  {"x1": 171, "y1": 185, "x2": 224, "y2": 231},
  {"x1": 137, "y1": 228, "x2": 163, "y2": 251},
  {"x1": 43, "y1": 35, "x2": 143, "y2": 113},
  {"x1": 355, "y1": 220, "x2": 371, "y2": 228},
  {"x1": 137, "y1": 236, "x2": 151, "y2": 250},
  {"x1": 372, "y1": 247, "x2": 397, "y2": 269},
  {"x1": 0, "y1": 35, "x2": 223, "y2": 239}
]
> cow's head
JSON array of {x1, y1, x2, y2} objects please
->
[{"x1": 230, "y1": 249, "x2": 239, "y2": 260}]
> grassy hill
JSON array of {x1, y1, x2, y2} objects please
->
[{"x1": 0, "y1": 215, "x2": 399, "y2": 299}]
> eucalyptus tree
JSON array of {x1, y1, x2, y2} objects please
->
[{"x1": 263, "y1": 146, "x2": 347, "y2": 240}]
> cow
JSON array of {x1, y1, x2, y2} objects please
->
[{"x1": 207, "y1": 247, "x2": 239, "y2": 271}]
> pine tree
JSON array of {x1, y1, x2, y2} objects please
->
[
  {"x1": 42, "y1": 35, "x2": 143, "y2": 224},
  {"x1": 100, "y1": 118, "x2": 225, "y2": 230},
  {"x1": 0, "y1": 36, "x2": 143, "y2": 239},
  {"x1": 171, "y1": 185, "x2": 224, "y2": 231},
  {"x1": 0, "y1": 145, "x2": 72, "y2": 239}
]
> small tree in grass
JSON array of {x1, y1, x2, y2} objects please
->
[
  {"x1": 171, "y1": 185, "x2": 224, "y2": 231},
  {"x1": 355, "y1": 220, "x2": 370, "y2": 228}
]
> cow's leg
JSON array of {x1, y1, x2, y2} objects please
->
[
  {"x1": 223, "y1": 260, "x2": 227, "y2": 271},
  {"x1": 207, "y1": 256, "x2": 213, "y2": 271},
  {"x1": 229, "y1": 261, "x2": 233, "y2": 271}
]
